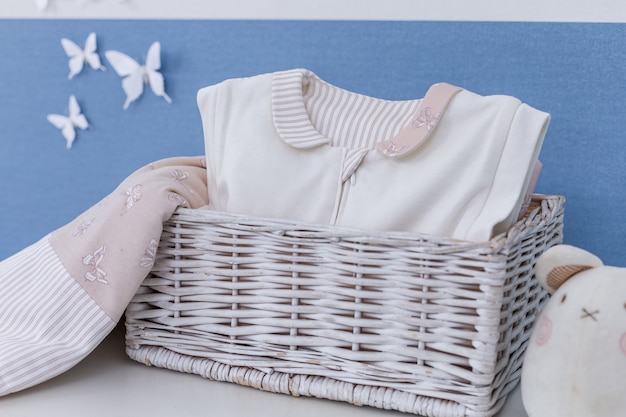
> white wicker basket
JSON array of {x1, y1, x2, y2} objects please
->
[{"x1": 125, "y1": 194, "x2": 564, "y2": 417}]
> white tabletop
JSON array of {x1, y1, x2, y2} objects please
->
[{"x1": 0, "y1": 323, "x2": 528, "y2": 417}]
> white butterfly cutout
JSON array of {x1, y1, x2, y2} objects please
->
[
  {"x1": 105, "y1": 42, "x2": 172, "y2": 109},
  {"x1": 47, "y1": 95, "x2": 89, "y2": 149},
  {"x1": 79, "y1": 0, "x2": 128, "y2": 4},
  {"x1": 36, "y1": 0, "x2": 129, "y2": 11},
  {"x1": 35, "y1": 0, "x2": 48, "y2": 10},
  {"x1": 61, "y1": 32, "x2": 105, "y2": 80}
]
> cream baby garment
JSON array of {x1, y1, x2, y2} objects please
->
[
  {"x1": 0, "y1": 156, "x2": 208, "y2": 396},
  {"x1": 198, "y1": 69, "x2": 550, "y2": 241}
]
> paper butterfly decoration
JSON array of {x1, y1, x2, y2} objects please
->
[
  {"x1": 47, "y1": 95, "x2": 89, "y2": 149},
  {"x1": 35, "y1": 0, "x2": 48, "y2": 10},
  {"x1": 61, "y1": 32, "x2": 105, "y2": 80},
  {"x1": 36, "y1": 0, "x2": 128, "y2": 11},
  {"x1": 105, "y1": 42, "x2": 172, "y2": 109},
  {"x1": 78, "y1": 0, "x2": 130, "y2": 5}
]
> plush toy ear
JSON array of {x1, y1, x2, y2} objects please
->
[{"x1": 535, "y1": 244, "x2": 604, "y2": 293}]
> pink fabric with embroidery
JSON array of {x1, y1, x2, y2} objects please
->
[
  {"x1": 49, "y1": 156, "x2": 208, "y2": 320},
  {"x1": 0, "y1": 156, "x2": 208, "y2": 396}
]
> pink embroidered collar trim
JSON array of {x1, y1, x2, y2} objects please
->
[{"x1": 377, "y1": 83, "x2": 462, "y2": 158}]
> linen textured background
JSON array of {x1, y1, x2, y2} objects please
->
[{"x1": 0, "y1": 20, "x2": 624, "y2": 265}]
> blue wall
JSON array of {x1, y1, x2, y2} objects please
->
[{"x1": 0, "y1": 20, "x2": 624, "y2": 265}]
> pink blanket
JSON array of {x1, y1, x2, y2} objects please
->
[{"x1": 0, "y1": 156, "x2": 208, "y2": 396}]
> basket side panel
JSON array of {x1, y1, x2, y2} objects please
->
[
  {"x1": 125, "y1": 195, "x2": 565, "y2": 417},
  {"x1": 475, "y1": 195, "x2": 564, "y2": 415}
]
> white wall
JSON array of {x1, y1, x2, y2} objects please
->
[{"x1": 2, "y1": 0, "x2": 626, "y2": 22}]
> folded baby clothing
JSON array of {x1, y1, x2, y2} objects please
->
[
  {"x1": 0, "y1": 68, "x2": 550, "y2": 396},
  {"x1": 198, "y1": 68, "x2": 549, "y2": 241},
  {"x1": 0, "y1": 156, "x2": 208, "y2": 396}
]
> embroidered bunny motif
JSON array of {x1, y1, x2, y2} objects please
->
[
  {"x1": 380, "y1": 141, "x2": 408, "y2": 158},
  {"x1": 410, "y1": 107, "x2": 441, "y2": 131},
  {"x1": 170, "y1": 168, "x2": 189, "y2": 182},
  {"x1": 170, "y1": 169, "x2": 195, "y2": 195},
  {"x1": 82, "y1": 245, "x2": 108, "y2": 284},
  {"x1": 121, "y1": 184, "x2": 142, "y2": 215},
  {"x1": 73, "y1": 217, "x2": 95, "y2": 237},
  {"x1": 139, "y1": 239, "x2": 158, "y2": 269},
  {"x1": 168, "y1": 192, "x2": 188, "y2": 208}
]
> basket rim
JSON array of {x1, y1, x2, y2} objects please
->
[{"x1": 167, "y1": 194, "x2": 564, "y2": 255}]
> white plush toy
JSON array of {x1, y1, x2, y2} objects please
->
[{"x1": 521, "y1": 244, "x2": 626, "y2": 417}]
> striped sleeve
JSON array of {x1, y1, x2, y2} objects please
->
[{"x1": 0, "y1": 235, "x2": 115, "y2": 396}]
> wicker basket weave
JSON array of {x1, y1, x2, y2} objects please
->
[{"x1": 125, "y1": 194, "x2": 564, "y2": 417}]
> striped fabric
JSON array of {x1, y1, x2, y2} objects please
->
[
  {"x1": 272, "y1": 69, "x2": 421, "y2": 151},
  {"x1": 272, "y1": 70, "x2": 330, "y2": 148},
  {"x1": 341, "y1": 148, "x2": 369, "y2": 183},
  {"x1": 0, "y1": 236, "x2": 115, "y2": 396}
]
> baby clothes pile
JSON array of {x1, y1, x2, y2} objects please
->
[
  {"x1": 199, "y1": 69, "x2": 548, "y2": 240},
  {"x1": 0, "y1": 68, "x2": 549, "y2": 396}
]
